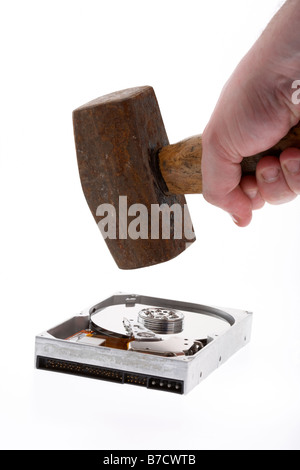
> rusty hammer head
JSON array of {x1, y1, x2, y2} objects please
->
[{"x1": 73, "y1": 86, "x2": 196, "y2": 270}]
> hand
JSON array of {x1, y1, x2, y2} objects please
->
[{"x1": 202, "y1": 0, "x2": 300, "y2": 227}]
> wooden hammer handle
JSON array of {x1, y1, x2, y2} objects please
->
[{"x1": 159, "y1": 122, "x2": 300, "y2": 194}]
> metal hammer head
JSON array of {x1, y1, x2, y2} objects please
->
[{"x1": 73, "y1": 86, "x2": 195, "y2": 270}]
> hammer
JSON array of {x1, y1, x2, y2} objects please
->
[{"x1": 73, "y1": 86, "x2": 300, "y2": 270}]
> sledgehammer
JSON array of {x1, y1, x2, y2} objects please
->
[{"x1": 73, "y1": 86, "x2": 300, "y2": 269}]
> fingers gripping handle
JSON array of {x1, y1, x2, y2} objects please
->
[{"x1": 159, "y1": 122, "x2": 300, "y2": 195}]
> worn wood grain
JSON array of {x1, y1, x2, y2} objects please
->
[{"x1": 159, "y1": 123, "x2": 300, "y2": 194}]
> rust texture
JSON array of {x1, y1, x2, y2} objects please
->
[{"x1": 73, "y1": 86, "x2": 195, "y2": 270}]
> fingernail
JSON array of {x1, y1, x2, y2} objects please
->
[
  {"x1": 230, "y1": 214, "x2": 240, "y2": 225},
  {"x1": 261, "y1": 167, "x2": 280, "y2": 183},
  {"x1": 284, "y1": 159, "x2": 300, "y2": 174},
  {"x1": 246, "y1": 189, "x2": 258, "y2": 200}
]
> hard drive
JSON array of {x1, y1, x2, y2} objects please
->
[{"x1": 35, "y1": 293, "x2": 253, "y2": 394}]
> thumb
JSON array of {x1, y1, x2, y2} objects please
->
[{"x1": 201, "y1": 139, "x2": 253, "y2": 227}]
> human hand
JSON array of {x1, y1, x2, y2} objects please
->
[{"x1": 202, "y1": 0, "x2": 300, "y2": 227}]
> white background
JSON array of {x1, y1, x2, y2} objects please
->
[{"x1": 1, "y1": 0, "x2": 299, "y2": 451}]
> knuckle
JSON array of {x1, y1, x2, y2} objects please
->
[{"x1": 265, "y1": 192, "x2": 297, "y2": 205}]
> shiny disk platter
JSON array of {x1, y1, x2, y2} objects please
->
[{"x1": 35, "y1": 293, "x2": 253, "y2": 394}]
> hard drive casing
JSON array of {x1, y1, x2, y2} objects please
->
[{"x1": 35, "y1": 293, "x2": 253, "y2": 395}]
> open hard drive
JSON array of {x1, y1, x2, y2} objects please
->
[{"x1": 35, "y1": 293, "x2": 253, "y2": 394}]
